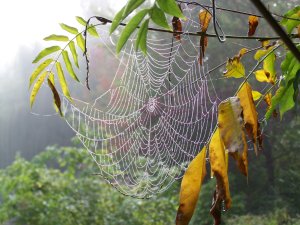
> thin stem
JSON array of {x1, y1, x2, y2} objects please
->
[
  {"x1": 205, "y1": 43, "x2": 281, "y2": 146},
  {"x1": 255, "y1": 80, "x2": 279, "y2": 108},
  {"x1": 95, "y1": 17, "x2": 298, "y2": 40},
  {"x1": 176, "y1": 0, "x2": 300, "y2": 22}
]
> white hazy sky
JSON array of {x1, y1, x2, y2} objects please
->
[{"x1": 0, "y1": 0, "x2": 126, "y2": 70}]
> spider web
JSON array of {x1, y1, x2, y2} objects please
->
[{"x1": 61, "y1": 3, "x2": 221, "y2": 198}]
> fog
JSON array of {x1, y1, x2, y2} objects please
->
[{"x1": 0, "y1": 0, "x2": 123, "y2": 167}]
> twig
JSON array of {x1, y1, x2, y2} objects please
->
[
  {"x1": 95, "y1": 17, "x2": 299, "y2": 41},
  {"x1": 176, "y1": 0, "x2": 300, "y2": 22}
]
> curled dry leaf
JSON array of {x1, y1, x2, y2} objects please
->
[
  {"x1": 237, "y1": 82, "x2": 260, "y2": 155},
  {"x1": 176, "y1": 147, "x2": 207, "y2": 225},
  {"x1": 172, "y1": 16, "x2": 182, "y2": 41},
  {"x1": 172, "y1": 4, "x2": 183, "y2": 41},
  {"x1": 209, "y1": 128, "x2": 231, "y2": 224},
  {"x1": 248, "y1": 15, "x2": 259, "y2": 36},
  {"x1": 198, "y1": 10, "x2": 212, "y2": 65}
]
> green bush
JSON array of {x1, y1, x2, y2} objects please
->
[{"x1": 0, "y1": 145, "x2": 299, "y2": 225}]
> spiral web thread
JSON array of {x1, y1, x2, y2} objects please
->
[{"x1": 61, "y1": 3, "x2": 221, "y2": 198}]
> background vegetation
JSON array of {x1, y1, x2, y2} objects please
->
[{"x1": 0, "y1": 112, "x2": 299, "y2": 225}]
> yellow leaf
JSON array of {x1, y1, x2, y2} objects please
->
[
  {"x1": 223, "y1": 57, "x2": 245, "y2": 78},
  {"x1": 238, "y1": 48, "x2": 248, "y2": 58},
  {"x1": 254, "y1": 69, "x2": 275, "y2": 84},
  {"x1": 218, "y1": 97, "x2": 245, "y2": 153},
  {"x1": 238, "y1": 82, "x2": 259, "y2": 155},
  {"x1": 30, "y1": 71, "x2": 48, "y2": 107},
  {"x1": 229, "y1": 144, "x2": 248, "y2": 177},
  {"x1": 209, "y1": 128, "x2": 231, "y2": 210},
  {"x1": 254, "y1": 48, "x2": 276, "y2": 83},
  {"x1": 252, "y1": 90, "x2": 262, "y2": 101},
  {"x1": 176, "y1": 147, "x2": 207, "y2": 225}
]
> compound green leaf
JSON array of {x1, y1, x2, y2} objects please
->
[
  {"x1": 43, "y1": 34, "x2": 69, "y2": 42},
  {"x1": 60, "y1": 23, "x2": 79, "y2": 34},
  {"x1": 56, "y1": 62, "x2": 72, "y2": 101},
  {"x1": 76, "y1": 34, "x2": 85, "y2": 52},
  {"x1": 280, "y1": 6, "x2": 300, "y2": 34},
  {"x1": 62, "y1": 50, "x2": 79, "y2": 82},
  {"x1": 75, "y1": 16, "x2": 99, "y2": 37},
  {"x1": 135, "y1": 18, "x2": 149, "y2": 55},
  {"x1": 68, "y1": 40, "x2": 79, "y2": 68},
  {"x1": 116, "y1": 9, "x2": 149, "y2": 54},
  {"x1": 123, "y1": 0, "x2": 145, "y2": 18},
  {"x1": 151, "y1": 4, "x2": 171, "y2": 30},
  {"x1": 156, "y1": 0, "x2": 185, "y2": 19},
  {"x1": 32, "y1": 46, "x2": 61, "y2": 63},
  {"x1": 265, "y1": 45, "x2": 300, "y2": 120},
  {"x1": 76, "y1": 16, "x2": 86, "y2": 26},
  {"x1": 29, "y1": 58, "x2": 53, "y2": 87},
  {"x1": 30, "y1": 71, "x2": 48, "y2": 107},
  {"x1": 110, "y1": 0, "x2": 145, "y2": 34}
]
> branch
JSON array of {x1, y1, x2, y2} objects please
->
[
  {"x1": 176, "y1": 0, "x2": 300, "y2": 22},
  {"x1": 96, "y1": 17, "x2": 298, "y2": 41}
]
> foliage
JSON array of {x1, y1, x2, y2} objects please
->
[
  {"x1": 0, "y1": 131, "x2": 300, "y2": 224},
  {"x1": 0, "y1": 146, "x2": 179, "y2": 225}
]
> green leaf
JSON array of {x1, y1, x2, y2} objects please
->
[
  {"x1": 76, "y1": 16, "x2": 87, "y2": 26},
  {"x1": 62, "y1": 50, "x2": 79, "y2": 82},
  {"x1": 150, "y1": 4, "x2": 171, "y2": 30},
  {"x1": 265, "y1": 77, "x2": 297, "y2": 120},
  {"x1": 87, "y1": 24, "x2": 99, "y2": 37},
  {"x1": 32, "y1": 46, "x2": 61, "y2": 63},
  {"x1": 75, "y1": 16, "x2": 99, "y2": 37},
  {"x1": 156, "y1": 0, "x2": 185, "y2": 19},
  {"x1": 110, "y1": 0, "x2": 145, "y2": 34},
  {"x1": 68, "y1": 40, "x2": 79, "y2": 68},
  {"x1": 30, "y1": 71, "x2": 48, "y2": 107},
  {"x1": 123, "y1": 0, "x2": 145, "y2": 18},
  {"x1": 280, "y1": 6, "x2": 300, "y2": 34},
  {"x1": 56, "y1": 62, "x2": 72, "y2": 101},
  {"x1": 116, "y1": 9, "x2": 149, "y2": 54},
  {"x1": 29, "y1": 58, "x2": 53, "y2": 87},
  {"x1": 265, "y1": 45, "x2": 300, "y2": 120},
  {"x1": 44, "y1": 34, "x2": 69, "y2": 42},
  {"x1": 47, "y1": 74, "x2": 63, "y2": 116},
  {"x1": 60, "y1": 23, "x2": 79, "y2": 34},
  {"x1": 135, "y1": 18, "x2": 149, "y2": 55},
  {"x1": 76, "y1": 34, "x2": 85, "y2": 52}
]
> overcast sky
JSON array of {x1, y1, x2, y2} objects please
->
[{"x1": 0, "y1": 0, "x2": 127, "y2": 72}]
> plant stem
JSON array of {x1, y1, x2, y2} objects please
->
[{"x1": 95, "y1": 17, "x2": 298, "y2": 41}]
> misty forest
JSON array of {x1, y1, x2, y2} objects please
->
[{"x1": 0, "y1": 0, "x2": 299, "y2": 224}]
